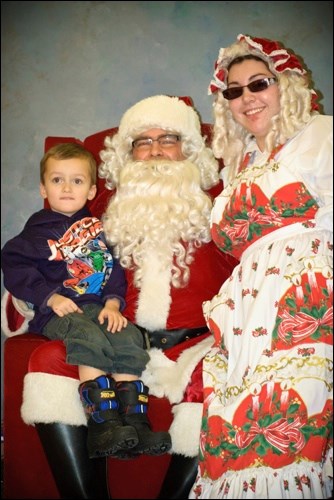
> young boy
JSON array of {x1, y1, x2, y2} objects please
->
[{"x1": 1, "y1": 142, "x2": 171, "y2": 459}]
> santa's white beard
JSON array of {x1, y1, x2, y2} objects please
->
[{"x1": 103, "y1": 159, "x2": 212, "y2": 329}]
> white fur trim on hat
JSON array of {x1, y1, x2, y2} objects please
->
[
  {"x1": 169, "y1": 402, "x2": 203, "y2": 457},
  {"x1": 118, "y1": 95, "x2": 202, "y2": 141},
  {"x1": 21, "y1": 372, "x2": 87, "y2": 426}
]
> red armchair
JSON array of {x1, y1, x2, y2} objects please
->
[{"x1": 2, "y1": 118, "x2": 222, "y2": 499}]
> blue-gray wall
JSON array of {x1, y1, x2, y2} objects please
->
[{"x1": 1, "y1": 1, "x2": 333, "y2": 415}]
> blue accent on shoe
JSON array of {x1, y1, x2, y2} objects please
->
[
  {"x1": 80, "y1": 387, "x2": 93, "y2": 406},
  {"x1": 132, "y1": 380, "x2": 142, "y2": 392},
  {"x1": 95, "y1": 375, "x2": 111, "y2": 389},
  {"x1": 135, "y1": 404, "x2": 147, "y2": 413},
  {"x1": 100, "y1": 399, "x2": 118, "y2": 411}
]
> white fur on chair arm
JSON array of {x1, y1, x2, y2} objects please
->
[
  {"x1": 21, "y1": 372, "x2": 87, "y2": 426},
  {"x1": 169, "y1": 402, "x2": 203, "y2": 457}
]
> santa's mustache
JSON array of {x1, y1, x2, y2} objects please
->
[{"x1": 118, "y1": 159, "x2": 202, "y2": 197}]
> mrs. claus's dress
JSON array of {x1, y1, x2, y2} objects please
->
[{"x1": 189, "y1": 115, "x2": 333, "y2": 499}]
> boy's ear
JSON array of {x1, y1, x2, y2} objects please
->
[
  {"x1": 40, "y1": 182, "x2": 47, "y2": 199},
  {"x1": 87, "y1": 184, "x2": 97, "y2": 200}
]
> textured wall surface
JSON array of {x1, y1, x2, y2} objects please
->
[{"x1": 1, "y1": 0, "x2": 333, "y2": 413}]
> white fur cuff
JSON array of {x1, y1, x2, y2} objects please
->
[
  {"x1": 21, "y1": 372, "x2": 87, "y2": 426},
  {"x1": 141, "y1": 336, "x2": 213, "y2": 403},
  {"x1": 169, "y1": 402, "x2": 203, "y2": 457}
]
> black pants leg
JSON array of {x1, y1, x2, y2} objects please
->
[
  {"x1": 36, "y1": 423, "x2": 109, "y2": 499},
  {"x1": 157, "y1": 454, "x2": 198, "y2": 499}
]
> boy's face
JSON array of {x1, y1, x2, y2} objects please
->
[{"x1": 40, "y1": 157, "x2": 97, "y2": 216}]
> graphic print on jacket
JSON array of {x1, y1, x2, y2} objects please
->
[{"x1": 47, "y1": 216, "x2": 113, "y2": 296}]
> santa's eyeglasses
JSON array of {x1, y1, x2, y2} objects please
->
[
  {"x1": 132, "y1": 134, "x2": 181, "y2": 150},
  {"x1": 222, "y1": 77, "x2": 277, "y2": 100}
]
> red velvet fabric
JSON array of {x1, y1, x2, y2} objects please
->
[
  {"x1": 3, "y1": 114, "x2": 230, "y2": 498},
  {"x1": 4, "y1": 334, "x2": 59, "y2": 499}
]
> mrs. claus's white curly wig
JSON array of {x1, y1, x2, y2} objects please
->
[
  {"x1": 98, "y1": 95, "x2": 219, "y2": 190},
  {"x1": 208, "y1": 34, "x2": 319, "y2": 182}
]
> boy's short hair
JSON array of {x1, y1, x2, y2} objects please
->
[{"x1": 40, "y1": 143, "x2": 97, "y2": 184}]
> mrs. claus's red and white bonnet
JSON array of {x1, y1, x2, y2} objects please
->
[{"x1": 208, "y1": 34, "x2": 319, "y2": 111}]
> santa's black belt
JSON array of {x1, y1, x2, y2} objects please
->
[{"x1": 135, "y1": 325, "x2": 208, "y2": 350}]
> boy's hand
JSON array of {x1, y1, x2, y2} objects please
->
[
  {"x1": 99, "y1": 298, "x2": 128, "y2": 333},
  {"x1": 47, "y1": 293, "x2": 83, "y2": 317}
]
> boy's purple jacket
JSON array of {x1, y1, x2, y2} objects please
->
[{"x1": 1, "y1": 207, "x2": 126, "y2": 333}]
